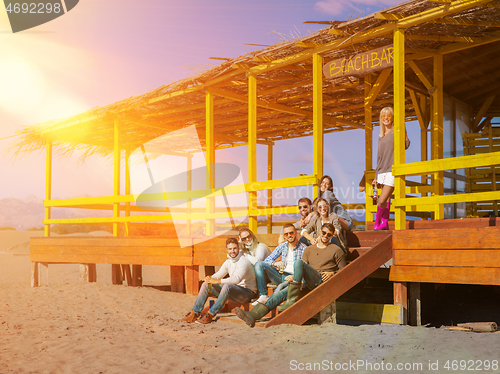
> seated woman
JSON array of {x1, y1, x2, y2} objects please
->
[
  {"x1": 300, "y1": 198, "x2": 347, "y2": 252},
  {"x1": 318, "y1": 175, "x2": 353, "y2": 232},
  {"x1": 238, "y1": 228, "x2": 271, "y2": 266}
]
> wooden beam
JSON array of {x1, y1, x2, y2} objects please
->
[
  {"x1": 44, "y1": 141, "x2": 52, "y2": 237},
  {"x1": 248, "y1": 75, "x2": 258, "y2": 232},
  {"x1": 313, "y1": 54, "x2": 323, "y2": 199},
  {"x1": 408, "y1": 60, "x2": 432, "y2": 90},
  {"x1": 364, "y1": 68, "x2": 393, "y2": 108},
  {"x1": 394, "y1": 28, "x2": 407, "y2": 230},
  {"x1": 406, "y1": 34, "x2": 482, "y2": 43},
  {"x1": 375, "y1": 12, "x2": 403, "y2": 21},
  {"x1": 439, "y1": 31, "x2": 500, "y2": 55},
  {"x1": 409, "y1": 89, "x2": 427, "y2": 130},
  {"x1": 206, "y1": 91, "x2": 215, "y2": 236},
  {"x1": 390, "y1": 265, "x2": 500, "y2": 285},
  {"x1": 473, "y1": 94, "x2": 497, "y2": 128},
  {"x1": 432, "y1": 17, "x2": 500, "y2": 27}
]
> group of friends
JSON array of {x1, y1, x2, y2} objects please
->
[{"x1": 180, "y1": 107, "x2": 409, "y2": 326}]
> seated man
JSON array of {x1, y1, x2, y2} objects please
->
[
  {"x1": 252, "y1": 224, "x2": 307, "y2": 305},
  {"x1": 181, "y1": 237, "x2": 257, "y2": 324},
  {"x1": 277, "y1": 197, "x2": 314, "y2": 244},
  {"x1": 235, "y1": 223, "x2": 346, "y2": 327}
]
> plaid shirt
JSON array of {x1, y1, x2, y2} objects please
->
[{"x1": 264, "y1": 240, "x2": 307, "y2": 265}]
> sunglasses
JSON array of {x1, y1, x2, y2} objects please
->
[
  {"x1": 299, "y1": 205, "x2": 309, "y2": 209},
  {"x1": 381, "y1": 115, "x2": 393, "y2": 119},
  {"x1": 321, "y1": 230, "x2": 334, "y2": 238},
  {"x1": 240, "y1": 235, "x2": 252, "y2": 241},
  {"x1": 283, "y1": 231, "x2": 295, "y2": 237}
]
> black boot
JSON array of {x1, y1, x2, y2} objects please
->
[
  {"x1": 234, "y1": 303, "x2": 270, "y2": 327},
  {"x1": 277, "y1": 281, "x2": 302, "y2": 312}
]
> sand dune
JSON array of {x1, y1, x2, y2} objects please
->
[{"x1": 0, "y1": 232, "x2": 498, "y2": 373}]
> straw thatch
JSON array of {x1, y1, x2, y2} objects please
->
[{"x1": 9, "y1": 0, "x2": 500, "y2": 161}]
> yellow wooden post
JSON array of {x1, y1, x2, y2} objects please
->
[
  {"x1": 267, "y1": 144, "x2": 273, "y2": 234},
  {"x1": 248, "y1": 75, "x2": 258, "y2": 232},
  {"x1": 312, "y1": 53, "x2": 323, "y2": 199},
  {"x1": 44, "y1": 140, "x2": 52, "y2": 237},
  {"x1": 112, "y1": 118, "x2": 122, "y2": 284},
  {"x1": 113, "y1": 119, "x2": 121, "y2": 236},
  {"x1": 125, "y1": 149, "x2": 131, "y2": 236},
  {"x1": 186, "y1": 154, "x2": 193, "y2": 235},
  {"x1": 433, "y1": 54, "x2": 444, "y2": 220},
  {"x1": 364, "y1": 74, "x2": 373, "y2": 224},
  {"x1": 393, "y1": 28, "x2": 406, "y2": 230},
  {"x1": 206, "y1": 91, "x2": 216, "y2": 236}
]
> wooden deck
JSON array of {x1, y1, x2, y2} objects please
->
[{"x1": 30, "y1": 217, "x2": 500, "y2": 326}]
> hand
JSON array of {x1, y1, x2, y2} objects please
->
[
  {"x1": 321, "y1": 272, "x2": 335, "y2": 282},
  {"x1": 372, "y1": 179, "x2": 377, "y2": 186},
  {"x1": 284, "y1": 275, "x2": 294, "y2": 282},
  {"x1": 310, "y1": 238, "x2": 318, "y2": 245},
  {"x1": 273, "y1": 261, "x2": 285, "y2": 272},
  {"x1": 204, "y1": 276, "x2": 220, "y2": 284}
]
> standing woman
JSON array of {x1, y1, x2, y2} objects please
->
[
  {"x1": 373, "y1": 107, "x2": 410, "y2": 230},
  {"x1": 317, "y1": 175, "x2": 353, "y2": 232}
]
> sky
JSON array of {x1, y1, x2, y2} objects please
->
[{"x1": 0, "y1": 0, "x2": 419, "y2": 206}]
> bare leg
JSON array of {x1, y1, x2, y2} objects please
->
[{"x1": 378, "y1": 184, "x2": 394, "y2": 207}]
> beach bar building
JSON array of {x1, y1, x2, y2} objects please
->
[{"x1": 15, "y1": 0, "x2": 500, "y2": 326}]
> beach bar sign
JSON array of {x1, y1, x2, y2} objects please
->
[{"x1": 323, "y1": 45, "x2": 394, "y2": 79}]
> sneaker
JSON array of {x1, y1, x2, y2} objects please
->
[
  {"x1": 251, "y1": 294, "x2": 269, "y2": 306},
  {"x1": 195, "y1": 312, "x2": 214, "y2": 324},
  {"x1": 180, "y1": 310, "x2": 198, "y2": 323}
]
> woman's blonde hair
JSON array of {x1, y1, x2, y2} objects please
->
[{"x1": 379, "y1": 106, "x2": 394, "y2": 137}]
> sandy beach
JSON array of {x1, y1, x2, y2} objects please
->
[{"x1": 1, "y1": 230, "x2": 499, "y2": 374}]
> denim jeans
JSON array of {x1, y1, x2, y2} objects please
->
[
  {"x1": 293, "y1": 259, "x2": 323, "y2": 290},
  {"x1": 264, "y1": 260, "x2": 323, "y2": 310},
  {"x1": 192, "y1": 282, "x2": 256, "y2": 316},
  {"x1": 254, "y1": 261, "x2": 291, "y2": 296}
]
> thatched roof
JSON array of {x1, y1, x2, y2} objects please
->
[{"x1": 11, "y1": 0, "x2": 500, "y2": 160}]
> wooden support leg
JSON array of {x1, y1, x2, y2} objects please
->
[
  {"x1": 317, "y1": 301, "x2": 337, "y2": 325},
  {"x1": 394, "y1": 282, "x2": 408, "y2": 325},
  {"x1": 170, "y1": 266, "x2": 186, "y2": 293},
  {"x1": 112, "y1": 264, "x2": 123, "y2": 285},
  {"x1": 31, "y1": 262, "x2": 39, "y2": 287},
  {"x1": 186, "y1": 266, "x2": 200, "y2": 295},
  {"x1": 121, "y1": 265, "x2": 132, "y2": 286},
  {"x1": 132, "y1": 265, "x2": 143, "y2": 287},
  {"x1": 38, "y1": 262, "x2": 49, "y2": 286},
  {"x1": 409, "y1": 282, "x2": 421, "y2": 326},
  {"x1": 79, "y1": 264, "x2": 97, "y2": 283}
]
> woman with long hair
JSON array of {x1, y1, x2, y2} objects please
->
[
  {"x1": 373, "y1": 107, "x2": 410, "y2": 230},
  {"x1": 238, "y1": 228, "x2": 270, "y2": 265},
  {"x1": 301, "y1": 198, "x2": 346, "y2": 252},
  {"x1": 317, "y1": 175, "x2": 353, "y2": 232}
]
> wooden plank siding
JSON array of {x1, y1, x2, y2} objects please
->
[{"x1": 390, "y1": 226, "x2": 500, "y2": 285}]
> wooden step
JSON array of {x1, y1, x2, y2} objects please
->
[{"x1": 264, "y1": 234, "x2": 393, "y2": 327}]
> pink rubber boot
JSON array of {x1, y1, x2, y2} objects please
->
[
  {"x1": 378, "y1": 201, "x2": 390, "y2": 230},
  {"x1": 374, "y1": 204, "x2": 384, "y2": 230}
]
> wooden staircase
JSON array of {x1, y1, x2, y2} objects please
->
[{"x1": 264, "y1": 231, "x2": 393, "y2": 327}]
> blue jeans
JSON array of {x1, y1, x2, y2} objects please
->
[
  {"x1": 264, "y1": 260, "x2": 323, "y2": 310},
  {"x1": 293, "y1": 259, "x2": 322, "y2": 290},
  {"x1": 192, "y1": 282, "x2": 256, "y2": 316},
  {"x1": 254, "y1": 261, "x2": 291, "y2": 296}
]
